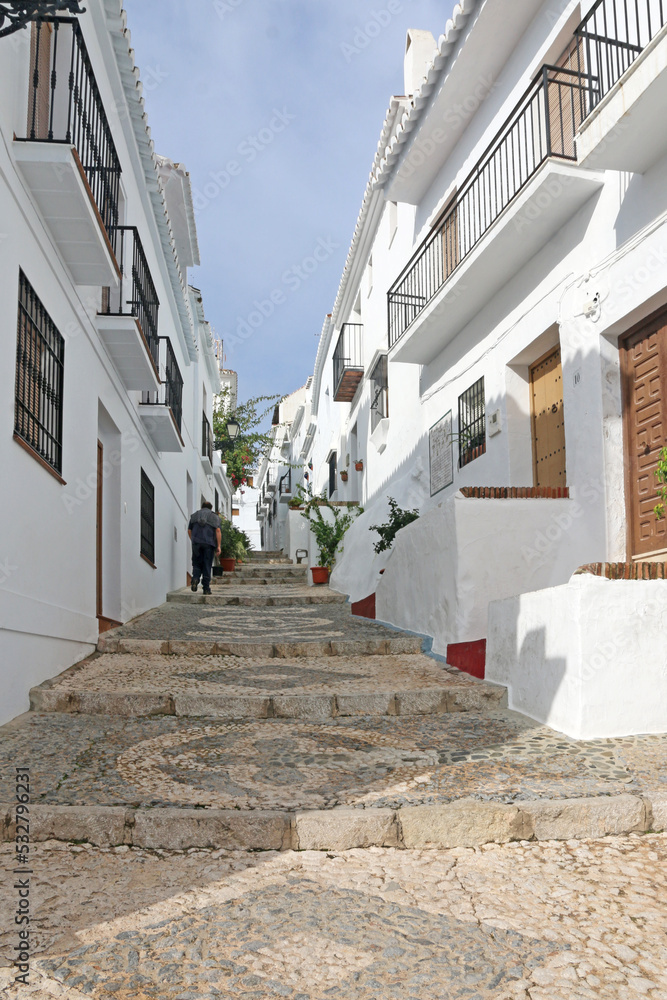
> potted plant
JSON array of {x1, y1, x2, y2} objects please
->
[
  {"x1": 354, "y1": 460, "x2": 364, "y2": 472},
  {"x1": 218, "y1": 518, "x2": 239, "y2": 572},
  {"x1": 340, "y1": 469, "x2": 349, "y2": 483},
  {"x1": 301, "y1": 492, "x2": 363, "y2": 584}
]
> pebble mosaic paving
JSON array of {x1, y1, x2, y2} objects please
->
[
  {"x1": 1, "y1": 711, "x2": 665, "y2": 812},
  {"x1": 101, "y1": 603, "x2": 410, "y2": 645},
  {"x1": 1, "y1": 835, "x2": 666, "y2": 999},
  {"x1": 36, "y1": 652, "x2": 477, "y2": 697}
]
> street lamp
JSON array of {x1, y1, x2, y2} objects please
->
[{"x1": 226, "y1": 418, "x2": 240, "y2": 440}]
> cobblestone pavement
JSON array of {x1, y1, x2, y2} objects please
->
[
  {"x1": 168, "y1": 585, "x2": 348, "y2": 605},
  {"x1": 1, "y1": 710, "x2": 665, "y2": 811},
  {"x1": 1, "y1": 834, "x2": 666, "y2": 998},
  {"x1": 101, "y1": 603, "x2": 412, "y2": 645}
]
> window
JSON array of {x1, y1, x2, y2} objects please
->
[
  {"x1": 14, "y1": 270, "x2": 65, "y2": 476},
  {"x1": 140, "y1": 469, "x2": 155, "y2": 564},
  {"x1": 370, "y1": 355, "x2": 389, "y2": 432},
  {"x1": 458, "y1": 377, "x2": 486, "y2": 468},
  {"x1": 328, "y1": 452, "x2": 337, "y2": 498},
  {"x1": 215, "y1": 488, "x2": 220, "y2": 513}
]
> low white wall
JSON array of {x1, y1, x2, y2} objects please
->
[
  {"x1": 487, "y1": 575, "x2": 667, "y2": 739},
  {"x1": 0, "y1": 632, "x2": 94, "y2": 725},
  {"x1": 333, "y1": 492, "x2": 600, "y2": 654}
]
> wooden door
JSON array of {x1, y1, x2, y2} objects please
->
[
  {"x1": 548, "y1": 38, "x2": 586, "y2": 158},
  {"x1": 96, "y1": 440, "x2": 103, "y2": 618},
  {"x1": 531, "y1": 347, "x2": 567, "y2": 488},
  {"x1": 621, "y1": 310, "x2": 667, "y2": 558},
  {"x1": 27, "y1": 21, "x2": 53, "y2": 139}
]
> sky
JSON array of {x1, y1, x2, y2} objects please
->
[{"x1": 124, "y1": 0, "x2": 446, "y2": 403}]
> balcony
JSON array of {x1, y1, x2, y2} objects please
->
[
  {"x1": 279, "y1": 469, "x2": 292, "y2": 503},
  {"x1": 14, "y1": 17, "x2": 122, "y2": 287},
  {"x1": 576, "y1": 0, "x2": 667, "y2": 172},
  {"x1": 388, "y1": 65, "x2": 604, "y2": 365},
  {"x1": 139, "y1": 338, "x2": 183, "y2": 452},
  {"x1": 333, "y1": 324, "x2": 364, "y2": 402},
  {"x1": 201, "y1": 413, "x2": 213, "y2": 474},
  {"x1": 96, "y1": 227, "x2": 160, "y2": 391},
  {"x1": 265, "y1": 468, "x2": 277, "y2": 493}
]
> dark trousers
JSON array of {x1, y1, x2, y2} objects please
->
[{"x1": 192, "y1": 543, "x2": 215, "y2": 589}]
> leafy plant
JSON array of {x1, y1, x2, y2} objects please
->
[
  {"x1": 213, "y1": 388, "x2": 283, "y2": 490},
  {"x1": 654, "y1": 447, "x2": 667, "y2": 520},
  {"x1": 218, "y1": 518, "x2": 251, "y2": 559},
  {"x1": 288, "y1": 482, "x2": 312, "y2": 509},
  {"x1": 301, "y1": 491, "x2": 363, "y2": 571},
  {"x1": 370, "y1": 497, "x2": 420, "y2": 554}
]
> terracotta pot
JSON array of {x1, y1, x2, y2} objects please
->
[
  {"x1": 340, "y1": 471, "x2": 349, "y2": 482},
  {"x1": 311, "y1": 567, "x2": 330, "y2": 585},
  {"x1": 220, "y1": 557, "x2": 237, "y2": 573},
  {"x1": 355, "y1": 461, "x2": 364, "y2": 472}
]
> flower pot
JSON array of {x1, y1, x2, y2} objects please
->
[
  {"x1": 311, "y1": 567, "x2": 330, "y2": 585},
  {"x1": 355, "y1": 461, "x2": 364, "y2": 472},
  {"x1": 220, "y1": 557, "x2": 237, "y2": 573},
  {"x1": 340, "y1": 471, "x2": 349, "y2": 482}
]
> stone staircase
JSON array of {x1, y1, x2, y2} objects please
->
[{"x1": 2, "y1": 574, "x2": 665, "y2": 855}]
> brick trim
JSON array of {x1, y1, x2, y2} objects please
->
[
  {"x1": 575, "y1": 562, "x2": 667, "y2": 580},
  {"x1": 460, "y1": 486, "x2": 570, "y2": 499}
]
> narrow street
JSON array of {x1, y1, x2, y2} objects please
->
[{"x1": 1, "y1": 553, "x2": 666, "y2": 997}]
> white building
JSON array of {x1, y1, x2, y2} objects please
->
[
  {"x1": 279, "y1": 0, "x2": 667, "y2": 739},
  {"x1": 0, "y1": 2, "x2": 232, "y2": 724}
]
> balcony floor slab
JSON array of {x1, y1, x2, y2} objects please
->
[
  {"x1": 13, "y1": 142, "x2": 120, "y2": 288},
  {"x1": 578, "y1": 26, "x2": 667, "y2": 174},
  {"x1": 140, "y1": 405, "x2": 184, "y2": 453},
  {"x1": 96, "y1": 314, "x2": 160, "y2": 392}
]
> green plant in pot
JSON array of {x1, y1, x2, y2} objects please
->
[
  {"x1": 218, "y1": 518, "x2": 240, "y2": 572},
  {"x1": 301, "y1": 491, "x2": 362, "y2": 583}
]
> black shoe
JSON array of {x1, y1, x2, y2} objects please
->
[
  {"x1": 203, "y1": 587, "x2": 212, "y2": 596},
  {"x1": 191, "y1": 580, "x2": 199, "y2": 592}
]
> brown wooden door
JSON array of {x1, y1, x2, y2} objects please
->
[
  {"x1": 96, "y1": 440, "x2": 103, "y2": 618},
  {"x1": 547, "y1": 38, "x2": 586, "y2": 158},
  {"x1": 621, "y1": 310, "x2": 667, "y2": 558},
  {"x1": 531, "y1": 347, "x2": 567, "y2": 488},
  {"x1": 27, "y1": 21, "x2": 53, "y2": 140}
]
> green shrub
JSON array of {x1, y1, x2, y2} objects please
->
[{"x1": 370, "y1": 497, "x2": 420, "y2": 554}]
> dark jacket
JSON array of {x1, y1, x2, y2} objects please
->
[{"x1": 189, "y1": 509, "x2": 221, "y2": 548}]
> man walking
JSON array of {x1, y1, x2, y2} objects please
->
[{"x1": 188, "y1": 500, "x2": 221, "y2": 595}]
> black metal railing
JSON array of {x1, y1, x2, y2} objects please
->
[
  {"x1": 103, "y1": 226, "x2": 159, "y2": 371},
  {"x1": 333, "y1": 323, "x2": 364, "y2": 398},
  {"x1": 265, "y1": 467, "x2": 277, "y2": 491},
  {"x1": 21, "y1": 17, "x2": 122, "y2": 258},
  {"x1": 279, "y1": 469, "x2": 292, "y2": 495},
  {"x1": 202, "y1": 412, "x2": 213, "y2": 465},
  {"x1": 577, "y1": 0, "x2": 666, "y2": 109},
  {"x1": 388, "y1": 64, "x2": 591, "y2": 349},
  {"x1": 140, "y1": 338, "x2": 183, "y2": 433}
]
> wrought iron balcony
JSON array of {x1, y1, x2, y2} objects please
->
[
  {"x1": 388, "y1": 64, "x2": 591, "y2": 350},
  {"x1": 96, "y1": 226, "x2": 160, "y2": 389},
  {"x1": 333, "y1": 324, "x2": 364, "y2": 402},
  {"x1": 139, "y1": 338, "x2": 184, "y2": 452},
  {"x1": 279, "y1": 469, "x2": 292, "y2": 502},
  {"x1": 18, "y1": 17, "x2": 121, "y2": 261},
  {"x1": 265, "y1": 468, "x2": 277, "y2": 492},
  {"x1": 577, "y1": 0, "x2": 667, "y2": 107}
]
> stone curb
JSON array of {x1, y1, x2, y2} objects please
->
[
  {"x1": 28, "y1": 685, "x2": 506, "y2": 719},
  {"x1": 1, "y1": 793, "x2": 662, "y2": 851},
  {"x1": 166, "y1": 593, "x2": 347, "y2": 607},
  {"x1": 96, "y1": 636, "x2": 426, "y2": 657}
]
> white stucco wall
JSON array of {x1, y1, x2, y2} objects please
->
[{"x1": 486, "y1": 575, "x2": 667, "y2": 740}]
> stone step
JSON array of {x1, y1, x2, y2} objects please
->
[
  {"x1": 30, "y1": 652, "x2": 506, "y2": 719},
  {"x1": 1, "y1": 709, "x2": 661, "y2": 851},
  {"x1": 213, "y1": 575, "x2": 309, "y2": 587},
  {"x1": 97, "y1": 634, "x2": 424, "y2": 658},
  {"x1": 226, "y1": 567, "x2": 307, "y2": 579},
  {"x1": 167, "y1": 588, "x2": 348, "y2": 608}
]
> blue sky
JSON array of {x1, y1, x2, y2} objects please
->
[{"x1": 124, "y1": 0, "x2": 446, "y2": 402}]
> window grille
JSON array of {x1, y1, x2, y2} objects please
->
[
  {"x1": 140, "y1": 469, "x2": 155, "y2": 564},
  {"x1": 328, "y1": 453, "x2": 337, "y2": 498},
  {"x1": 370, "y1": 355, "x2": 389, "y2": 432},
  {"x1": 215, "y1": 489, "x2": 220, "y2": 513},
  {"x1": 15, "y1": 270, "x2": 65, "y2": 474},
  {"x1": 458, "y1": 377, "x2": 486, "y2": 468}
]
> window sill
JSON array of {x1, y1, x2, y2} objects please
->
[
  {"x1": 370, "y1": 418, "x2": 390, "y2": 455},
  {"x1": 140, "y1": 552, "x2": 156, "y2": 569},
  {"x1": 13, "y1": 434, "x2": 66, "y2": 485}
]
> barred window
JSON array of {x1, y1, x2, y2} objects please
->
[
  {"x1": 215, "y1": 488, "x2": 220, "y2": 514},
  {"x1": 328, "y1": 452, "x2": 337, "y2": 498},
  {"x1": 370, "y1": 355, "x2": 389, "y2": 432},
  {"x1": 15, "y1": 270, "x2": 65, "y2": 475},
  {"x1": 458, "y1": 377, "x2": 486, "y2": 468},
  {"x1": 140, "y1": 469, "x2": 155, "y2": 565}
]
